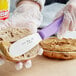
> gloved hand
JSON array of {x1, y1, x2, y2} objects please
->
[
  {"x1": 0, "y1": 0, "x2": 43, "y2": 70},
  {"x1": 55, "y1": 0, "x2": 76, "y2": 39},
  {"x1": 0, "y1": 48, "x2": 43, "y2": 70}
]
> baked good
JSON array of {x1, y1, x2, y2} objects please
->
[
  {"x1": 0, "y1": 27, "x2": 40, "y2": 62},
  {"x1": 40, "y1": 37, "x2": 76, "y2": 59}
]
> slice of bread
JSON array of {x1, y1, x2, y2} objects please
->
[
  {"x1": 0, "y1": 27, "x2": 31, "y2": 42},
  {"x1": 0, "y1": 27, "x2": 40, "y2": 62},
  {"x1": 40, "y1": 37, "x2": 76, "y2": 59}
]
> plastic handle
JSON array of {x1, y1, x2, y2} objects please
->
[{"x1": 38, "y1": 16, "x2": 63, "y2": 39}]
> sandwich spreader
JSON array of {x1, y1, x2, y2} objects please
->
[{"x1": 9, "y1": 16, "x2": 63, "y2": 57}]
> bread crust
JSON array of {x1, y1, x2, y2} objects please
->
[
  {"x1": 40, "y1": 37, "x2": 76, "y2": 59},
  {"x1": 43, "y1": 50, "x2": 76, "y2": 60}
]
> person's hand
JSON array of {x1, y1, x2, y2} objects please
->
[
  {"x1": 0, "y1": 56, "x2": 32, "y2": 70},
  {"x1": 55, "y1": 0, "x2": 76, "y2": 38},
  {"x1": 0, "y1": 0, "x2": 43, "y2": 70},
  {"x1": 0, "y1": 48, "x2": 43, "y2": 70},
  {"x1": 15, "y1": 48, "x2": 43, "y2": 70},
  {"x1": 0, "y1": 16, "x2": 43, "y2": 71}
]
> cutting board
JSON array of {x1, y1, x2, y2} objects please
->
[{"x1": 0, "y1": 55, "x2": 76, "y2": 76}]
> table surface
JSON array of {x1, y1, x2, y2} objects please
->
[{"x1": 0, "y1": 55, "x2": 76, "y2": 76}]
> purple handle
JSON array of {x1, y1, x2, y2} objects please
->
[{"x1": 38, "y1": 16, "x2": 63, "y2": 39}]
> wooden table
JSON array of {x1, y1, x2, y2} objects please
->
[{"x1": 0, "y1": 55, "x2": 76, "y2": 76}]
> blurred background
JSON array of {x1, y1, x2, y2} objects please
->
[{"x1": 45, "y1": 0, "x2": 68, "y2": 5}]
